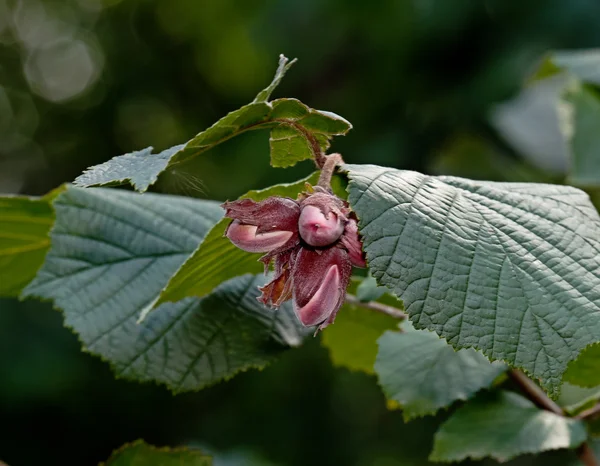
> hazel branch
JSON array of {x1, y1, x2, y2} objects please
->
[
  {"x1": 508, "y1": 370, "x2": 563, "y2": 414},
  {"x1": 345, "y1": 294, "x2": 407, "y2": 320}
]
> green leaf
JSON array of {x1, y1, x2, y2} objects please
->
[
  {"x1": 74, "y1": 144, "x2": 184, "y2": 193},
  {"x1": 0, "y1": 187, "x2": 63, "y2": 297},
  {"x1": 375, "y1": 324, "x2": 505, "y2": 420},
  {"x1": 345, "y1": 163, "x2": 600, "y2": 397},
  {"x1": 74, "y1": 56, "x2": 351, "y2": 192},
  {"x1": 146, "y1": 172, "x2": 321, "y2": 315},
  {"x1": 321, "y1": 302, "x2": 399, "y2": 374},
  {"x1": 22, "y1": 187, "x2": 306, "y2": 391},
  {"x1": 558, "y1": 382, "x2": 600, "y2": 415},
  {"x1": 253, "y1": 54, "x2": 297, "y2": 103},
  {"x1": 561, "y1": 84, "x2": 600, "y2": 187},
  {"x1": 552, "y1": 49, "x2": 600, "y2": 86},
  {"x1": 430, "y1": 391, "x2": 587, "y2": 463},
  {"x1": 564, "y1": 343, "x2": 600, "y2": 388},
  {"x1": 356, "y1": 275, "x2": 387, "y2": 302},
  {"x1": 103, "y1": 439, "x2": 211, "y2": 466}
]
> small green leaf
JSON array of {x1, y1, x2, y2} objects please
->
[
  {"x1": 74, "y1": 56, "x2": 351, "y2": 192},
  {"x1": 23, "y1": 187, "x2": 305, "y2": 391},
  {"x1": 321, "y1": 302, "x2": 399, "y2": 374},
  {"x1": 356, "y1": 275, "x2": 386, "y2": 302},
  {"x1": 564, "y1": 343, "x2": 600, "y2": 388},
  {"x1": 0, "y1": 187, "x2": 63, "y2": 296},
  {"x1": 74, "y1": 145, "x2": 184, "y2": 193},
  {"x1": 561, "y1": 84, "x2": 600, "y2": 187},
  {"x1": 558, "y1": 382, "x2": 600, "y2": 415},
  {"x1": 375, "y1": 324, "x2": 505, "y2": 420},
  {"x1": 253, "y1": 54, "x2": 297, "y2": 103},
  {"x1": 430, "y1": 391, "x2": 587, "y2": 463},
  {"x1": 345, "y1": 163, "x2": 600, "y2": 397},
  {"x1": 552, "y1": 49, "x2": 600, "y2": 86},
  {"x1": 148, "y1": 172, "x2": 321, "y2": 314},
  {"x1": 103, "y1": 439, "x2": 211, "y2": 466}
]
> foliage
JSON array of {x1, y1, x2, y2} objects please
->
[{"x1": 4, "y1": 49, "x2": 600, "y2": 466}]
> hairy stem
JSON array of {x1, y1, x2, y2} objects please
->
[
  {"x1": 509, "y1": 370, "x2": 598, "y2": 466},
  {"x1": 317, "y1": 153, "x2": 343, "y2": 189},
  {"x1": 345, "y1": 294, "x2": 407, "y2": 320}
]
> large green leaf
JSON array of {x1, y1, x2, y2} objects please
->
[
  {"x1": 103, "y1": 440, "x2": 211, "y2": 466},
  {"x1": 0, "y1": 187, "x2": 63, "y2": 297},
  {"x1": 345, "y1": 163, "x2": 600, "y2": 397},
  {"x1": 22, "y1": 187, "x2": 306, "y2": 391},
  {"x1": 430, "y1": 391, "x2": 587, "y2": 463},
  {"x1": 74, "y1": 56, "x2": 351, "y2": 192},
  {"x1": 561, "y1": 84, "x2": 600, "y2": 187},
  {"x1": 375, "y1": 323, "x2": 505, "y2": 420}
]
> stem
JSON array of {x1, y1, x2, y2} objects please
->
[
  {"x1": 509, "y1": 370, "x2": 598, "y2": 466},
  {"x1": 345, "y1": 294, "x2": 407, "y2": 320},
  {"x1": 317, "y1": 153, "x2": 343, "y2": 189},
  {"x1": 508, "y1": 370, "x2": 563, "y2": 414},
  {"x1": 578, "y1": 443, "x2": 599, "y2": 466},
  {"x1": 576, "y1": 402, "x2": 600, "y2": 420}
]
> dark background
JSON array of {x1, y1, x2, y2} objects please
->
[{"x1": 1, "y1": 0, "x2": 598, "y2": 464}]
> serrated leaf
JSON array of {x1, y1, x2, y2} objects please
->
[
  {"x1": 74, "y1": 57, "x2": 351, "y2": 192},
  {"x1": 0, "y1": 187, "x2": 63, "y2": 296},
  {"x1": 375, "y1": 325, "x2": 506, "y2": 420},
  {"x1": 430, "y1": 391, "x2": 587, "y2": 463},
  {"x1": 22, "y1": 187, "x2": 305, "y2": 391},
  {"x1": 102, "y1": 439, "x2": 211, "y2": 466},
  {"x1": 564, "y1": 344, "x2": 600, "y2": 388},
  {"x1": 345, "y1": 163, "x2": 600, "y2": 397},
  {"x1": 561, "y1": 84, "x2": 600, "y2": 187},
  {"x1": 321, "y1": 302, "x2": 399, "y2": 374}
]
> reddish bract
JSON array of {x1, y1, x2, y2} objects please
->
[{"x1": 222, "y1": 189, "x2": 366, "y2": 331}]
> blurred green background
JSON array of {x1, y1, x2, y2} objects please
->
[{"x1": 1, "y1": 0, "x2": 599, "y2": 464}]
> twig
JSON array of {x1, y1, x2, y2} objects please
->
[
  {"x1": 576, "y1": 402, "x2": 600, "y2": 420},
  {"x1": 317, "y1": 153, "x2": 343, "y2": 189},
  {"x1": 508, "y1": 370, "x2": 563, "y2": 414},
  {"x1": 345, "y1": 294, "x2": 407, "y2": 320},
  {"x1": 509, "y1": 370, "x2": 598, "y2": 466},
  {"x1": 578, "y1": 443, "x2": 599, "y2": 466}
]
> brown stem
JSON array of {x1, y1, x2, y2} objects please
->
[
  {"x1": 317, "y1": 153, "x2": 343, "y2": 189},
  {"x1": 345, "y1": 294, "x2": 407, "y2": 320},
  {"x1": 576, "y1": 402, "x2": 600, "y2": 420},
  {"x1": 508, "y1": 370, "x2": 563, "y2": 414},
  {"x1": 578, "y1": 443, "x2": 599, "y2": 466},
  {"x1": 509, "y1": 370, "x2": 598, "y2": 465}
]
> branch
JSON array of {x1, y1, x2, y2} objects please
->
[
  {"x1": 508, "y1": 370, "x2": 563, "y2": 414},
  {"x1": 576, "y1": 402, "x2": 600, "y2": 421},
  {"x1": 345, "y1": 294, "x2": 407, "y2": 320}
]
